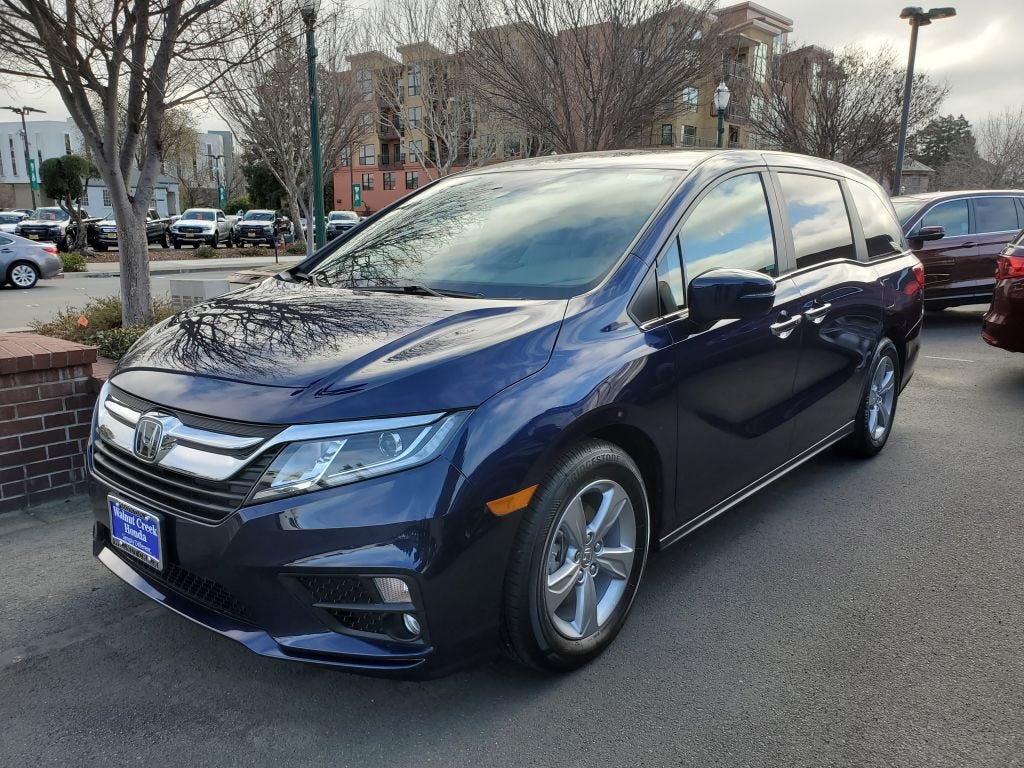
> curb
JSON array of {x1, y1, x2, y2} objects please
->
[{"x1": 68, "y1": 262, "x2": 285, "y2": 279}]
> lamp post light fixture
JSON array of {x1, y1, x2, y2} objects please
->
[
  {"x1": 1, "y1": 105, "x2": 46, "y2": 208},
  {"x1": 713, "y1": 81, "x2": 731, "y2": 149},
  {"x1": 299, "y1": 0, "x2": 326, "y2": 250},
  {"x1": 893, "y1": 6, "x2": 956, "y2": 194},
  {"x1": 207, "y1": 152, "x2": 225, "y2": 208}
]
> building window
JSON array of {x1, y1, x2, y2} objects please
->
[
  {"x1": 660, "y1": 124, "x2": 673, "y2": 145},
  {"x1": 356, "y1": 70, "x2": 372, "y2": 99},
  {"x1": 407, "y1": 139, "x2": 423, "y2": 159},
  {"x1": 64, "y1": 133, "x2": 73, "y2": 154},
  {"x1": 361, "y1": 172, "x2": 374, "y2": 190},
  {"x1": 407, "y1": 106, "x2": 423, "y2": 129},
  {"x1": 407, "y1": 64, "x2": 421, "y2": 96},
  {"x1": 728, "y1": 125, "x2": 740, "y2": 147},
  {"x1": 681, "y1": 87, "x2": 698, "y2": 112},
  {"x1": 359, "y1": 144, "x2": 375, "y2": 165},
  {"x1": 102, "y1": 189, "x2": 112, "y2": 207},
  {"x1": 383, "y1": 172, "x2": 395, "y2": 190},
  {"x1": 405, "y1": 171, "x2": 419, "y2": 190},
  {"x1": 681, "y1": 125, "x2": 697, "y2": 146},
  {"x1": 8, "y1": 136, "x2": 17, "y2": 176},
  {"x1": 340, "y1": 147, "x2": 351, "y2": 167},
  {"x1": 380, "y1": 143, "x2": 389, "y2": 165}
]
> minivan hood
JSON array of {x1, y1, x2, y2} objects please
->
[{"x1": 113, "y1": 277, "x2": 566, "y2": 421}]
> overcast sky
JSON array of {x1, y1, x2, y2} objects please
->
[{"x1": 3, "y1": 0, "x2": 1021, "y2": 133}]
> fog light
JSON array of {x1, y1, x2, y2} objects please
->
[
  {"x1": 373, "y1": 576, "x2": 411, "y2": 604},
  {"x1": 403, "y1": 613, "x2": 421, "y2": 637}
]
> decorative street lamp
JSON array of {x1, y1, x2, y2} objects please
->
[
  {"x1": 1, "y1": 105, "x2": 46, "y2": 208},
  {"x1": 206, "y1": 152, "x2": 225, "y2": 209},
  {"x1": 299, "y1": 0, "x2": 325, "y2": 249},
  {"x1": 713, "y1": 81, "x2": 731, "y2": 149},
  {"x1": 893, "y1": 6, "x2": 956, "y2": 194}
]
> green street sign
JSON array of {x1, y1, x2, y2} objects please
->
[
  {"x1": 28, "y1": 158, "x2": 39, "y2": 191},
  {"x1": 352, "y1": 183, "x2": 361, "y2": 208},
  {"x1": 218, "y1": 184, "x2": 226, "y2": 208}
]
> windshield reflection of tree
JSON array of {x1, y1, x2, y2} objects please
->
[
  {"x1": 126, "y1": 281, "x2": 434, "y2": 380},
  {"x1": 311, "y1": 180, "x2": 481, "y2": 288}
]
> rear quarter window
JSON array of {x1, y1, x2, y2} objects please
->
[
  {"x1": 972, "y1": 196, "x2": 1020, "y2": 234},
  {"x1": 849, "y1": 180, "x2": 905, "y2": 259},
  {"x1": 777, "y1": 173, "x2": 856, "y2": 269}
]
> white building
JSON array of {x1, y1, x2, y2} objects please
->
[{"x1": 0, "y1": 116, "x2": 187, "y2": 217}]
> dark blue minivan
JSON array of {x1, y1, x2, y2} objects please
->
[{"x1": 89, "y1": 150, "x2": 923, "y2": 677}]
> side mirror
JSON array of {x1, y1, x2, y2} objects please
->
[
  {"x1": 913, "y1": 225, "x2": 945, "y2": 242},
  {"x1": 688, "y1": 268, "x2": 776, "y2": 324}
]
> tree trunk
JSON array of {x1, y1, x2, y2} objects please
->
[{"x1": 111, "y1": 195, "x2": 154, "y2": 326}]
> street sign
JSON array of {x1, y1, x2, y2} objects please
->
[
  {"x1": 28, "y1": 158, "x2": 39, "y2": 191},
  {"x1": 218, "y1": 184, "x2": 226, "y2": 208},
  {"x1": 352, "y1": 183, "x2": 361, "y2": 208}
]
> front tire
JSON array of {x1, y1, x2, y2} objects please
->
[
  {"x1": 8, "y1": 261, "x2": 39, "y2": 289},
  {"x1": 838, "y1": 339, "x2": 900, "y2": 458},
  {"x1": 502, "y1": 440, "x2": 649, "y2": 672}
]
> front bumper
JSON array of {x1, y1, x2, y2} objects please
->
[
  {"x1": 17, "y1": 229, "x2": 60, "y2": 243},
  {"x1": 89, "y1": 449, "x2": 516, "y2": 678},
  {"x1": 235, "y1": 229, "x2": 275, "y2": 244}
]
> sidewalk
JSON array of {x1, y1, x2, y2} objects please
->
[{"x1": 70, "y1": 256, "x2": 292, "y2": 278}]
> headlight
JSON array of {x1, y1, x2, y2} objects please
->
[{"x1": 251, "y1": 411, "x2": 470, "y2": 501}]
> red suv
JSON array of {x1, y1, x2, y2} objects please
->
[
  {"x1": 892, "y1": 191, "x2": 1024, "y2": 309},
  {"x1": 982, "y1": 229, "x2": 1024, "y2": 352}
]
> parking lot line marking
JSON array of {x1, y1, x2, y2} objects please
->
[{"x1": 923, "y1": 355, "x2": 975, "y2": 363}]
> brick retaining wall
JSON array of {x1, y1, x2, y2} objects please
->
[{"x1": 0, "y1": 334, "x2": 98, "y2": 513}]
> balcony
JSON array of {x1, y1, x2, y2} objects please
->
[
  {"x1": 378, "y1": 124, "x2": 401, "y2": 140},
  {"x1": 378, "y1": 159, "x2": 405, "y2": 170}
]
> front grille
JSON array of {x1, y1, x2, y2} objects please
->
[
  {"x1": 176, "y1": 225, "x2": 207, "y2": 233},
  {"x1": 93, "y1": 439, "x2": 278, "y2": 522},
  {"x1": 296, "y1": 575, "x2": 379, "y2": 605},
  {"x1": 113, "y1": 545, "x2": 251, "y2": 623}
]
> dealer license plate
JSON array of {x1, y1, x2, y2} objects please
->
[
  {"x1": 109, "y1": 496, "x2": 163, "y2": 571},
  {"x1": 28, "y1": 234, "x2": 39, "y2": 240}
]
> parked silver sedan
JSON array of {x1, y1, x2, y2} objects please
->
[{"x1": 0, "y1": 232, "x2": 63, "y2": 289}]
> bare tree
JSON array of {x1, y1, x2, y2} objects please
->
[
  {"x1": 459, "y1": 0, "x2": 718, "y2": 153},
  {"x1": 975, "y1": 107, "x2": 1024, "y2": 188},
  {"x1": 0, "y1": 0, "x2": 268, "y2": 325},
  {"x1": 362, "y1": 0, "x2": 492, "y2": 180},
  {"x1": 750, "y1": 44, "x2": 946, "y2": 184},
  {"x1": 215, "y1": 2, "x2": 365, "y2": 254}
]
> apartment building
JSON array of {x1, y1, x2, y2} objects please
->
[{"x1": 335, "y1": 1, "x2": 794, "y2": 213}]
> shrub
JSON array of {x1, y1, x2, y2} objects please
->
[
  {"x1": 285, "y1": 240, "x2": 307, "y2": 255},
  {"x1": 195, "y1": 245, "x2": 217, "y2": 259},
  {"x1": 95, "y1": 326, "x2": 149, "y2": 360},
  {"x1": 61, "y1": 251, "x2": 88, "y2": 272},
  {"x1": 31, "y1": 295, "x2": 176, "y2": 351}
]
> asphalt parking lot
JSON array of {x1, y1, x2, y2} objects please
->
[{"x1": 1, "y1": 307, "x2": 1021, "y2": 768}]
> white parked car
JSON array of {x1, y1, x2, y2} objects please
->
[
  {"x1": 0, "y1": 211, "x2": 28, "y2": 233},
  {"x1": 168, "y1": 208, "x2": 236, "y2": 249}
]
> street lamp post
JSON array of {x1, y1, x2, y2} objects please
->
[
  {"x1": 714, "y1": 82, "x2": 731, "y2": 149},
  {"x1": 207, "y1": 152, "x2": 225, "y2": 208},
  {"x1": 1, "y1": 105, "x2": 46, "y2": 208},
  {"x1": 894, "y1": 6, "x2": 956, "y2": 194},
  {"x1": 299, "y1": 0, "x2": 326, "y2": 250}
]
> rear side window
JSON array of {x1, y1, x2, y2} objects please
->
[
  {"x1": 778, "y1": 173, "x2": 855, "y2": 269},
  {"x1": 920, "y1": 200, "x2": 968, "y2": 236},
  {"x1": 972, "y1": 197, "x2": 1019, "y2": 234},
  {"x1": 849, "y1": 180, "x2": 904, "y2": 259},
  {"x1": 678, "y1": 173, "x2": 777, "y2": 286}
]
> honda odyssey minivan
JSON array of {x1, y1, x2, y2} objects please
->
[{"x1": 89, "y1": 150, "x2": 923, "y2": 677}]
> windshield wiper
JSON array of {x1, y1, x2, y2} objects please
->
[{"x1": 361, "y1": 284, "x2": 484, "y2": 299}]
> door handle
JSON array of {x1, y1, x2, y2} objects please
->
[
  {"x1": 804, "y1": 302, "x2": 832, "y2": 324},
  {"x1": 960, "y1": 241, "x2": 976, "y2": 248},
  {"x1": 770, "y1": 314, "x2": 802, "y2": 339}
]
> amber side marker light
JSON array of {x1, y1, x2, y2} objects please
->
[{"x1": 486, "y1": 485, "x2": 538, "y2": 516}]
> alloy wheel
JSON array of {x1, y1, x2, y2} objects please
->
[
  {"x1": 867, "y1": 355, "x2": 896, "y2": 442},
  {"x1": 544, "y1": 479, "x2": 636, "y2": 641},
  {"x1": 10, "y1": 263, "x2": 38, "y2": 288}
]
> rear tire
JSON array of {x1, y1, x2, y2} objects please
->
[
  {"x1": 7, "y1": 261, "x2": 39, "y2": 289},
  {"x1": 837, "y1": 339, "x2": 900, "y2": 458},
  {"x1": 502, "y1": 440, "x2": 649, "y2": 672}
]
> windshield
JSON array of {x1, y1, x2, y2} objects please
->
[
  {"x1": 32, "y1": 208, "x2": 69, "y2": 221},
  {"x1": 329, "y1": 212, "x2": 358, "y2": 221},
  {"x1": 181, "y1": 210, "x2": 216, "y2": 221},
  {"x1": 309, "y1": 168, "x2": 682, "y2": 299},
  {"x1": 891, "y1": 199, "x2": 923, "y2": 227},
  {"x1": 243, "y1": 211, "x2": 275, "y2": 221}
]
